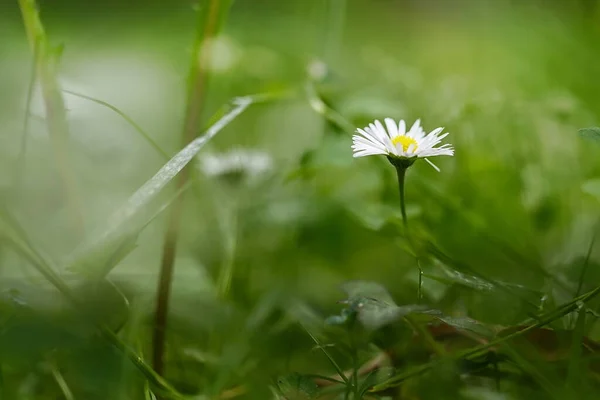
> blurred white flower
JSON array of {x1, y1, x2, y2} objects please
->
[
  {"x1": 307, "y1": 59, "x2": 328, "y2": 81},
  {"x1": 352, "y1": 118, "x2": 454, "y2": 171},
  {"x1": 200, "y1": 36, "x2": 241, "y2": 73},
  {"x1": 199, "y1": 149, "x2": 273, "y2": 184}
]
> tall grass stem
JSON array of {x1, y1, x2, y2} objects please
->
[{"x1": 152, "y1": 0, "x2": 232, "y2": 379}]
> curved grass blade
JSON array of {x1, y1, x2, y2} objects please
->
[
  {"x1": 13, "y1": 36, "x2": 39, "y2": 196},
  {"x1": 64, "y1": 95, "x2": 252, "y2": 278},
  {"x1": 50, "y1": 362, "x2": 76, "y2": 400},
  {"x1": 62, "y1": 89, "x2": 170, "y2": 159}
]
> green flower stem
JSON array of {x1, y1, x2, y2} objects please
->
[
  {"x1": 216, "y1": 198, "x2": 238, "y2": 300},
  {"x1": 395, "y1": 166, "x2": 408, "y2": 231},
  {"x1": 394, "y1": 164, "x2": 423, "y2": 303}
]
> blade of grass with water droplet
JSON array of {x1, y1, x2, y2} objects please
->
[{"x1": 63, "y1": 96, "x2": 253, "y2": 279}]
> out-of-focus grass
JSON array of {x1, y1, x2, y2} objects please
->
[{"x1": 2, "y1": 0, "x2": 600, "y2": 399}]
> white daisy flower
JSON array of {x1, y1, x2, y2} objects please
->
[
  {"x1": 198, "y1": 148, "x2": 273, "y2": 184},
  {"x1": 352, "y1": 118, "x2": 454, "y2": 171}
]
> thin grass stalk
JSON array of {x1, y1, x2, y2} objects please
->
[
  {"x1": 17, "y1": 0, "x2": 84, "y2": 235},
  {"x1": 13, "y1": 36, "x2": 39, "y2": 196},
  {"x1": 152, "y1": 0, "x2": 233, "y2": 378},
  {"x1": 324, "y1": 0, "x2": 347, "y2": 63}
]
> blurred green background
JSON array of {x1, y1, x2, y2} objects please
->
[{"x1": 2, "y1": 0, "x2": 600, "y2": 399}]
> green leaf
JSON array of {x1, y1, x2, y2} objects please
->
[
  {"x1": 435, "y1": 316, "x2": 495, "y2": 339},
  {"x1": 425, "y1": 264, "x2": 494, "y2": 292},
  {"x1": 341, "y1": 281, "x2": 397, "y2": 305},
  {"x1": 324, "y1": 314, "x2": 350, "y2": 326},
  {"x1": 579, "y1": 127, "x2": 600, "y2": 143},
  {"x1": 275, "y1": 373, "x2": 320, "y2": 400},
  {"x1": 339, "y1": 281, "x2": 428, "y2": 330},
  {"x1": 324, "y1": 308, "x2": 355, "y2": 326},
  {"x1": 582, "y1": 179, "x2": 600, "y2": 201},
  {"x1": 406, "y1": 308, "x2": 495, "y2": 339}
]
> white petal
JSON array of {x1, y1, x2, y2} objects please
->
[
  {"x1": 353, "y1": 134, "x2": 386, "y2": 151},
  {"x1": 356, "y1": 128, "x2": 385, "y2": 148},
  {"x1": 374, "y1": 120, "x2": 389, "y2": 139},
  {"x1": 352, "y1": 135, "x2": 389, "y2": 157},
  {"x1": 356, "y1": 127, "x2": 378, "y2": 141},
  {"x1": 385, "y1": 118, "x2": 398, "y2": 138},
  {"x1": 435, "y1": 132, "x2": 450, "y2": 141},
  {"x1": 353, "y1": 148, "x2": 387, "y2": 157},
  {"x1": 418, "y1": 147, "x2": 454, "y2": 157},
  {"x1": 409, "y1": 119, "x2": 421, "y2": 133},
  {"x1": 368, "y1": 122, "x2": 388, "y2": 144},
  {"x1": 398, "y1": 119, "x2": 406, "y2": 136},
  {"x1": 412, "y1": 128, "x2": 426, "y2": 141},
  {"x1": 427, "y1": 127, "x2": 444, "y2": 137},
  {"x1": 366, "y1": 123, "x2": 397, "y2": 154},
  {"x1": 424, "y1": 158, "x2": 441, "y2": 172},
  {"x1": 407, "y1": 120, "x2": 425, "y2": 140}
]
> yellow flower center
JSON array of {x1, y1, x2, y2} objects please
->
[{"x1": 392, "y1": 135, "x2": 418, "y2": 153}]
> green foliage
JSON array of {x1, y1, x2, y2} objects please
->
[
  {"x1": 275, "y1": 373, "x2": 320, "y2": 400},
  {"x1": 582, "y1": 179, "x2": 600, "y2": 201},
  {"x1": 2, "y1": 0, "x2": 600, "y2": 399},
  {"x1": 579, "y1": 127, "x2": 600, "y2": 144}
]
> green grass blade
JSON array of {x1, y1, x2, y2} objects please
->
[
  {"x1": 300, "y1": 323, "x2": 349, "y2": 385},
  {"x1": 567, "y1": 303, "x2": 587, "y2": 392},
  {"x1": 576, "y1": 231, "x2": 597, "y2": 298},
  {"x1": 13, "y1": 36, "x2": 39, "y2": 196},
  {"x1": 62, "y1": 89, "x2": 170, "y2": 159},
  {"x1": 50, "y1": 363, "x2": 76, "y2": 400},
  {"x1": 18, "y1": 0, "x2": 85, "y2": 235}
]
